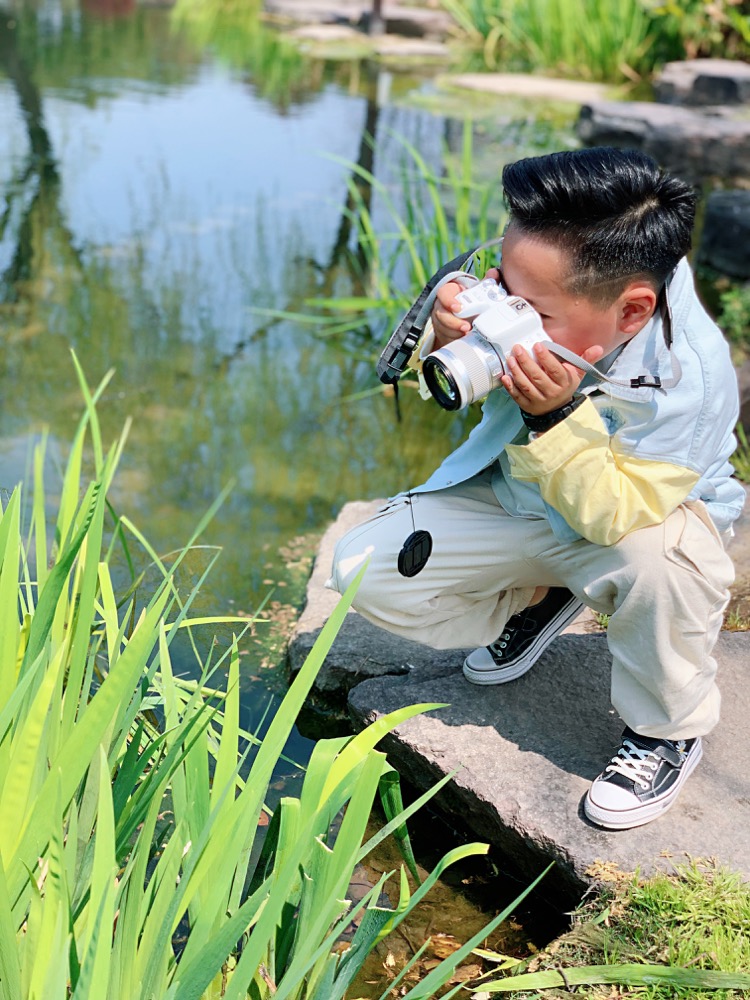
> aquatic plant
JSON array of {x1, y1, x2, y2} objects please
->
[
  {"x1": 0, "y1": 355, "x2": 548, "y2": 998},
  {"x1": 286, "y1": 123, "x2": 508, "y2": 364}
]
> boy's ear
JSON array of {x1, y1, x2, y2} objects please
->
[{"x1": 618, "y1": 283, "x2": 658, "y2": 335}]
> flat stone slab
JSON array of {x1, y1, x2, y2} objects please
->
[
  {"x1": 348, "y1": 631, "x2": 750, "y2": 902},
  {"x1": 290, "y1": 489, "x2": 750, "y2": 901},
  {"x1": 577, "y1": 100, "x2": 750, "y2": 182},
  {"x1": 443, "y1": 73, "x2": 609, "y2": 105},
  {"x1": 265, "y1": 0, "x2": 453, "y2": 37}
]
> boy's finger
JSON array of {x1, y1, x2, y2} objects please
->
[
  {"x1": 435, "y1": 281, "x2": 463, "y2": 310},
  {"x1": 506, "y1": 354, "x2": 546, "y2": 400},
  {"x1": 434, "y1": 309, "x2": 471, "y2": 335},
  {"x1": 533, "y1": 343, "x2": 568, "y2": 380},
  {"x1": 509, "y1": 346, "x2": 556, "y2": 390}
]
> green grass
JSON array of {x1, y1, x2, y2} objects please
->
[{"x1": 476, "y1": 859, "x2": 750, "y2": 997}]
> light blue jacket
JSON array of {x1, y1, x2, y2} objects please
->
[{"x1": 412, "y1": 259, "x2": 745, "y2": 544}]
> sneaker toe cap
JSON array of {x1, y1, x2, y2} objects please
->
[
  {"x1": 464, "y1": 647, "x2": 496, "y2": 671},
  {"x1": 586, "y1": 779, "x2": 639, "y2": 812}
]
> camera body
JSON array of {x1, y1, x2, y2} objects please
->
[{"x1": 422, "y1": 278, "x2": 552, "y2": 410}]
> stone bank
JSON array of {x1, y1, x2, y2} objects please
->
[{"x1": 289, "y1": 496, "x2": 750, "y2": 905}]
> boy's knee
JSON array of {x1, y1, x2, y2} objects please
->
[{"x1": 327, "y1": 530, "x2": 373, "y2": 597}]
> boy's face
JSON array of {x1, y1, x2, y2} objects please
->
[{"x1": 499, "y1": 227, "x2": 654, "y2": 357}]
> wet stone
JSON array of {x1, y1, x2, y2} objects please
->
[
  {"x1": 444, "y1": 73, "x2": 609, "y2": 105},
  {"x1": 265, "y1": 0, "x2": 453, "y2": 37}
]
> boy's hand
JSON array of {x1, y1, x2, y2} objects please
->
[
  {"x1": 431, "y1": 280, "x2": 472, "y2": 349},
  {"x1": 431, "y1": 268, "x2": 502, "y2": 349},
  {"x1": 501, "y1": 341, "x2": 605, "y2": 416}
]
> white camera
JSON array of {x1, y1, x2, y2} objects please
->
[{"x1": 422, "y1": 279, "x2": 552, "y2": 410}]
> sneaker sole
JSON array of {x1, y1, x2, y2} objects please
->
[
  {"x1": 462, "y1": 598, "x2": 584, "y2": 686},
  {"x1": 583, "y1": 740, "x2": 703, "y2": 830}
]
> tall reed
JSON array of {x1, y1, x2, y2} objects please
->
[
  {"x1": 441, "y1": 0, "x2": 653, "y2": 81},
  {"x1": 0, "y1": 355, "x2": 550, "y2": 998},
  {"x1": 297, "y1": 124, "x2": 506, "y2": 355}
]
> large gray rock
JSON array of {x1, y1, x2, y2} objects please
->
[
  {"x1": 290, "y1": 494, "x2": 750, "y2": 904},
  {"x1": 697, "y1": 190, "x2": 750, "y2": 279},
  {"x1": 655, "y1": 58, "x2": 750, "y2": 106},
  {"x1": 348, "y1": 632, "x2": 750, "y2": 903},
  {"x1": 576, "y1": 100, "x2": 750, "y2": 182}
]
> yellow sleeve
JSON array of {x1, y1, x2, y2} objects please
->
[{"x1": 505, "y1": 396, "x2": 700, "y2": 546}]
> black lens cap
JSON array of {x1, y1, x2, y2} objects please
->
[{"x1": 397, "y1": 530, "x2": 433, "y2": 577}]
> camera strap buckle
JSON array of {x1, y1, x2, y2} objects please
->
[{"x1": 630, "y1": 374, "x2": 662, "y2": 388}]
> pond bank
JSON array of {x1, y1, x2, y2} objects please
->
[{"x1": 288, "y1": 491, "x2": 750, "y2": 908}]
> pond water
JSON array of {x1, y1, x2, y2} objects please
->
[{"x1": 0, "y1": 2, "x2": 577, "y2": 769}]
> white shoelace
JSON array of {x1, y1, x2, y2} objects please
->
[{"x1": 606, "y1": 739, "x2": 660, "y2": 790}]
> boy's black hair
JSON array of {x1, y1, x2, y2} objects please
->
[{"x1": 502, "y1": 147, "x2": 697, "y2": 306}]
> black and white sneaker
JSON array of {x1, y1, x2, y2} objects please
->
[
  {"x1": 584, "y1": 728, "x2": 703, "y2": 830},
  {"x1": 462, "y1": 587, "x2": 584, "y2": 685}
]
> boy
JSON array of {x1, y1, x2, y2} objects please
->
[{"x1": 328, "y1": 147, "x2": 744, "y2": 830}]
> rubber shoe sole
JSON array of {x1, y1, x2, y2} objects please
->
[
  {"x1": 462, "y1": 595, "x2": 584, "y2": 686},
  {"x1": 584, "y1": 738, "x2": 703, "y2": 830}
]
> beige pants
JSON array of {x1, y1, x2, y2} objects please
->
[{"x1": 327, "y1": 471, "x2": 735, "y2": 740}]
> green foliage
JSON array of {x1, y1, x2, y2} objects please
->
[
  {"x1": 643, "y1": 0, "x2": 750, "y2": 62},
  {"x1": 440, "y1": 0, "x2": 750, "y2": 81},
  {"x1": 171, "y1": 0, "x2": 335, "y2": 110},
  {"x1": 0, "y1": 355, "x2": 550, "y2": 998},
  {"x1": 440, "y1": 0, "x2": 653, "y2": 80}
]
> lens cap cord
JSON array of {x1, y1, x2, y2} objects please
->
[{"x1": 397, "y1": 494, "x2": 432, "y2": 577}]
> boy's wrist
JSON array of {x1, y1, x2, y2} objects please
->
[{"x1": 520, "y1": 394, "x2": 585, "y2": 434}]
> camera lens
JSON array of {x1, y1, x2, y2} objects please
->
[{"x1": 423, "y1": 356, "x2": 461, "y2": 410}]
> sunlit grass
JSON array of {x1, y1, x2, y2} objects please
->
[{"x1": 478, "y1": 859, "x2": 750, "y2": 997}]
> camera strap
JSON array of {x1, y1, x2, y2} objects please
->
[{"x1": 377, "y1": 237, "x2": 504, "y2": 384}]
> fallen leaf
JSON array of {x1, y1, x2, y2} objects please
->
[
  {"x1": 447, "y1": 963, "x2": 482, "y2": 984},
  {"x1": 430, "y1": 933, "x2": 461, "y2": 959}
]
